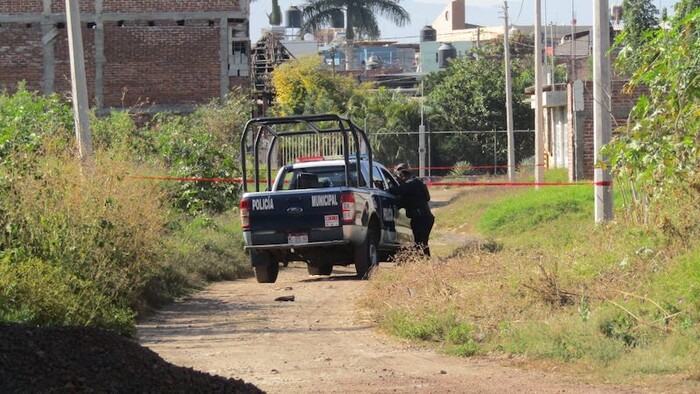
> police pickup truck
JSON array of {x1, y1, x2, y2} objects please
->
[{"x1": 239, "y1": 114, "x2": 412, "y2": 283}]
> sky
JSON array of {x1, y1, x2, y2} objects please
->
[{"x1": 250, "y1": 0, "x2": 681, "y2": 43}]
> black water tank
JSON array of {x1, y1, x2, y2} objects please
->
[
  {"x1": 331, "y1": 11, "x2": 344, "y2": 28},
  {"x1": 611, "y1": 5, "x2": 623, "y2": 22},
  {"x1": 420, "y1": 25, "x2": 436, "y2": 42},
  {"x1": 437, "y1": 43, "x2": 456, "y2": 68},
  {"x1": 286, "y1": 6, "x2": 302, "y2": 28}
]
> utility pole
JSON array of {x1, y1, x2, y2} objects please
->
[
  {"x1": 571, "y1": 0, "x2": 576, "y2": 81},
  {"x1": 593, "y1": 0, "x2": 613, "y2": 221},
  {"x1": 66, "y1": 0, "x2": 93, "y2": 162},
  {"x1": 534, "y1": 0, "x2": 545, "y2": 187},
  {"x1": 418, "y1": 79, "x2": 426, "y2": 178},
  {"x1": 503, "y1": 1, "x2": 515, "y2": 182}
]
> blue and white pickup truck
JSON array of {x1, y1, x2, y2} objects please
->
[{"x1": 238, "y1": 114, "x2": 412, "y2": 283}]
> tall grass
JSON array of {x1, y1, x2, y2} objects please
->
[
  {"x1": 1, "y1": 149, "x2": 167, "y2": 335},
  {"x1": 0, "y1": 86, "x2": 252, "y2": 335}
]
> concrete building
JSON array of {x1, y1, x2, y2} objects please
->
[
  {"x1": 420, "y1": 0, "x2": 592, "y2": 74},
  {"x1": 0, "y1": 0, "x2": 250, "y2": 113},
  {"x1": 420, "y1": 0, "x2": 648, "y2": 182}
]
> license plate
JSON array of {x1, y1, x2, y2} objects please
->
[
  {"x1": 324, "y1": 214, "x2": 340, "y2": 227},
  {"x1": 288, "y1": 233, "x2": 308, "y2": 244}
]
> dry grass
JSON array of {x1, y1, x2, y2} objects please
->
[{"x1": 362, "y1": 180, "x2": 700, "y2": 388}]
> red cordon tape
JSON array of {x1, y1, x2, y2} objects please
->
[
  {"x1": 129, "y1": 175, "x2": 612, "y2": 188},
  {"x1": 425, "y1": 181, "x2": 605, "y2": 187},
  {"x1": 129, "y1": 175, "x2": 247, "y2": 183}
]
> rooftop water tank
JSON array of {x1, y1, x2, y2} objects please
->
[
  {"x1": 420, "y1": 25, "x2": 436, "y2": 42},
  {"x1": 611, "y1": 5, "x2": 623, "y2": 23},
  {"x1": 286, "y1": 6, "x2": 302, "y2": 28},
  {"x1": 437, "y1": 42, "x2": 456, "y2": 68}
]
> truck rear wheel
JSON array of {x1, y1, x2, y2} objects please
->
[
  {"x1": 355, "y1": 227, "x2": 378, "y2": 279},
  {"x1": 251, "y1": 251, "x2": 279, "y2": 283},
  {"x1": 254, "y1": 263, "x2": 279, "y2": 283}
]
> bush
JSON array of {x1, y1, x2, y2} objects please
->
[
  {"x1": 0, "y1": 147, "x2": 167, "y2": 334},
  {"x1": 0, "y1": 257, "x2": 135, "y2": 336},
  {"x1": 140, "y1": 93, "x2": 249, "y2": 214}
]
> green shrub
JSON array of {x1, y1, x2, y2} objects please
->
[
  {"x1": 384, "y1": 309, "x2": 445, "y2": 341},
  {"x1": 140, "y1": 93, "x2": 249, "y2": 214},
  {"x1": 0, "y1": 149, "x2": 166, "y2": 334},
  {"x1": 0, "y1": 257, "x2": 135, "y2": 336},
  {"x1": 0, "y1": 86, "x2": 254, "y2": 336},
  {"x1": 445, "y1": 323, "x2": 479, "y2": 356},
  {"x1": 0, "y1": 82, "x2": 73, "y2": 166},
  {"x1": 382, "y1": 309, "x2": 480, "y2": 356}
]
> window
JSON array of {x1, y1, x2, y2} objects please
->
[{"x1": 229, "y1": 19, "x2": 249, "y2": 77}]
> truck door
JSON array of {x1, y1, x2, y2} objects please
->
[
  {"x1": 371, "y1": 165, "x2": 401, "y2": 246},
  {"x1": 378, "y1": 166, "x2": 413, "y2": 244}
]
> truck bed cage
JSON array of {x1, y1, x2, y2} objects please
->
[{"x1": 240, "y1": 114, "x2": 373, "y2": 193}]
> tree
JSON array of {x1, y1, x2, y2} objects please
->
[
  {"x1": 605, "y1": 9, "x2": 700, "y2": 222},
  {"x1": 350, "y1": 87, "x2": 422, "y2": 166},
  {"x1": 422, "y1": 52, "x2": 534, "y2": 171},
  {"x1": 674, "y1": 0, "x2": 700, "y2": 21},
  {"x1": 301, "y1": 0, "x2": 410, "y2": 41},
  {"x1": 270, "y1": 55, "x2": 368, "y2": 116},
  {"x1": 267, "y1": 0, "x2": 282, "y2": 25},
  {"x1": 616, "y1": 0, "x2": 659, "y2": 76}
]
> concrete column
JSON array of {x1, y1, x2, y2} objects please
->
[
  {"x1": 220, "y1": 17, "x2": 229, "y2": 104},
  {"x1": 94, "y1": 0, "x2": 105, "y2": 110},
  {"x1": 41, "y1": 0, "x2": 56, "y2": 95}
]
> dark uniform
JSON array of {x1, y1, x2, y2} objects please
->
[{"x1": 388, "y1": 172, "x2": 435, "y2": 257}]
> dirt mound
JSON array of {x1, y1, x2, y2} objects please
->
[{"x1": 0, "y1": 323, "x2": 263, "y2": 393}]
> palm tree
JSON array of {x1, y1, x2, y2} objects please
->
[
  {"x1": 300, "y1": 0, "x2": 410, "y2": 69},
  {"x1": 301, "y1": 0, "x2": 410, "y2": 41}
]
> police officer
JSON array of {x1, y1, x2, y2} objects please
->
[{"x1": 389, "y1": 168, "x2": 435, "y2": 257}]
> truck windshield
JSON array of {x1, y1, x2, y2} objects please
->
[{"x1": 277, "y1": 165, "x2": 366, "y2": 190}]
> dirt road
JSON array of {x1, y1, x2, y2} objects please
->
[{"x1": 137, "y1": 263, "x2": 633, "y2": 393}]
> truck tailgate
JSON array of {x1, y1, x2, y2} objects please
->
[{"x1": 243, "y1": 188, "x2": 349, "y2": 246}]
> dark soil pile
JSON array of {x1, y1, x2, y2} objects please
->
[{"x1": 0, "y1": 323, "x2": 264, "y2": 393}]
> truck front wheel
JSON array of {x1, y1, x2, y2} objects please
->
[{"x1": 355, "y1": 227, "x2": 378, "y2": 279}]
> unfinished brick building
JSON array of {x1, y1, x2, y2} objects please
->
[{"x1": 0, "y1": 0, "x2": 250, "y2": 113}]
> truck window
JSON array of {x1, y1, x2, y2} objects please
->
[
  {"x1": 372, "y1": 165, "x2": 387, "y2": 190},
  {"x1": 278, "y1": 165, "x2": 368, "y2": 189},
  {"x1": 296, "y1": 172, "x2": 322, "y2": 189},
  {"x1": 380, "y1": 168, "x2": 399, "y2": 189},
  {"x1": 279, "y1": 170, "x2": 296, "y2": 190}
]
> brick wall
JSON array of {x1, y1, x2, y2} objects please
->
[
  {"x1": 0, "y1": 1, "x2": 244, "y2": 17},
  {"x1": 0, "y1": 2, "x2": 43, "y2": 14},
  {"x1": 102, "y1": 24, "x2": 221, "y2": 107},
  {"x1": 52, "y1": 26, "x2": 97, "y2": 100},
  {"x1": 0, "y1": 0, "x2": 249, "y2": 111},
  {"x1": 0, "y1": 23, "x2": 44, "y2": 93},
  {"x1": 573, "y1": 79, "x2": 648, "y2": 179},
  {"x1": 101, "y1": 1, "x2": 239, "y2": 13}
]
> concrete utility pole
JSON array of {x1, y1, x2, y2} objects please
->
[
  {"x1": 503, "y1": 2, "x2": 515, "y2": 182},
  {"x1": 419, "y1": 80, "x2": 426, "y2": 178},
  {"x1": 534, "y1": 0, "x2": 545, "y2": 187},
  {"x1": 66, "y1": 0, "x2": 94, "y2": 162},
  {"x1": 593, "y1": 0, "x2": 614, "y2": 221}
]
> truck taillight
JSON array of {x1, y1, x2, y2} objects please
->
[
  {"x1": 240, "y1": 198, "x2": 250, "y2": 229},
  {"x1": 341, "y1": 192, "x2": 355, "y2": 224}
]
